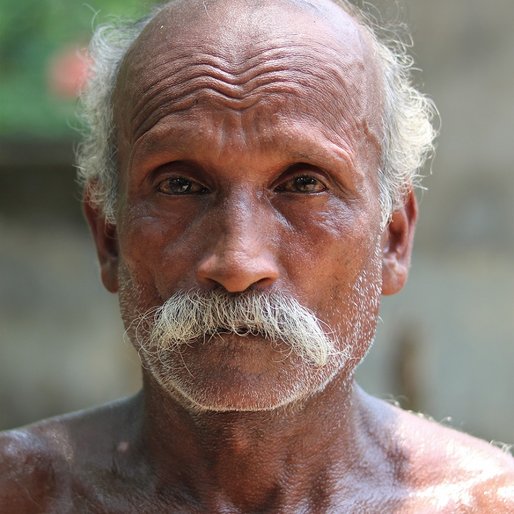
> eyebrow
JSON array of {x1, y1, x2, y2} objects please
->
[{"x1": 127, "y1": 119, "x2": 364, "y2": 193}]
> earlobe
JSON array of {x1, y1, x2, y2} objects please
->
[
  {"x1": 381, "y1": 189, "x2": 418, "y2": 296},
  {"x1": 83, "y1": 191, "x2": 119, "y2": 294}
]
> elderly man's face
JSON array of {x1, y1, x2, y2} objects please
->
[{"x1": 87, "y1": 0, "x2": 412, "y2": 411}]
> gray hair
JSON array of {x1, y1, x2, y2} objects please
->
[
  {"x1": 76, "y1": 0, "x2": 437, "y2": 226},
  {"x1": 134, "y1": 289, "x2": 339, "y2": 367}
]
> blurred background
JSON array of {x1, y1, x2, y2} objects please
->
[{"x1": 0, "y1": 0, "x2": 513, "y2": 445}]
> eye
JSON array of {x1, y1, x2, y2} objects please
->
[
  {"x1": 275, "y1": 175, "x2": 327, "y2": 194},
  {"x1": 157, "y1": 177, "x2": 209, "y2": 195}
]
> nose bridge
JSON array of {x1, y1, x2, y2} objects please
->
[
  {"x1": 196, "y1": 186, "x2": 279, "y2": 292},
  {"x1": 220, "y1": 187, "x2": 261, "y2": 249}
]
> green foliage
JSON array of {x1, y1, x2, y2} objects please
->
[{"x1": 0, "y1": 0, "x2": 159, "y2": 137}]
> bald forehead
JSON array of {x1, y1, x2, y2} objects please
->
[
  {"x1": 114, "y1": 0, "x2": 383, "y2": 153},
  {"x1": 131, "y1": 0, "x2": 366, "y2": 64}
]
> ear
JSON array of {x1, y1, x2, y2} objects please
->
[
  {"x1": 381, "y1": 189, "x2": 418, "y2": 296},
  {"x1": 83, "y1": 190, "x2": 119, "y2": 293}
]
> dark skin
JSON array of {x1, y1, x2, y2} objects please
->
[{"x1": 1, "y1": 0, "x2": 513, "y2": 512}]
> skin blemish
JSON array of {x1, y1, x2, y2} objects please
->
[{"x1": 117, "y1": 441, "x2": 130, "y2": 453}]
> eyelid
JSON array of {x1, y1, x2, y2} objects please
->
[
  {"x1": 157, "y1": 175, "x2": 210, "y2": 194},
  {"x1": 148, "y1": 161, "x2": 210, "y2": 197},
  {"x1": 150, "y1": 161, "x2": 208, "y2": 186},
  {"x1": 276, "y1": 176, "x2": 327, "y2": 194},
  {"x1": 273, "y1": 165, "x2": 330, "y2": 191}
]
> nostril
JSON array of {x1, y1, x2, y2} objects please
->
[{"x1": 195, "y1": 251, "x2": 279, "y2": 293}]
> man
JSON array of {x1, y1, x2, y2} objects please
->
[{"x1": 1, "y1": 0, "x2": 513, "y2": 511}]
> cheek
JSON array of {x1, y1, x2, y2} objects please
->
[
  {"x1": 279, "y1": 197, "x2": 381, "y2": 306},
  {"x1": 117, "y1": 204, "x2": 202, "y2": 299},
  {"x1": 117, "y1": 215, "x2": 164, "y2": 292}
]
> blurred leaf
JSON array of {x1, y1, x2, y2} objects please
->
[{"x1": 0, "y1": 0, "x2": 159, "y2": 137}]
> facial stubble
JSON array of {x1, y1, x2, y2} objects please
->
[{"x1": 117, "y1": 241, "x2": 382, "y2": 412}]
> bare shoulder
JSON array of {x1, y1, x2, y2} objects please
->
[
  {"x1": 0, "y1": 395, "x2": 140, "y2": 513},
  {"x1": 390, "y1": 400, "x2": 514, "y2": 511},
  {"x1": 0, "y1": 425, "x2": 64, "y2": 513}
]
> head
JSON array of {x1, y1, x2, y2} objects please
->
[{"x1": 80, "y1": 0, "x2": 436, "y2": 412}]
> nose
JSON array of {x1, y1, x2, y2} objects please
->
[{"x1": 196, "y1": 195, "x2": 280, "y2": 293}]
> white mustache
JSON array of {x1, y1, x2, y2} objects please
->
[{"x1": 133, "y1": 290, "x2": 338, "y2": 366}]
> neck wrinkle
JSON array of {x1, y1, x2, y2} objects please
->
[{"x1": 135, "y1": 371, "x2": 377, "y2": 511}]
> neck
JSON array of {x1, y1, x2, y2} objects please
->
[{"x1": 129, "y1": 372, "x2": 390, "y2": 512}]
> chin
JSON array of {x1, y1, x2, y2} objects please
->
[{"x1": 142, "y1": 341, "x2": 349, "y2": 413}]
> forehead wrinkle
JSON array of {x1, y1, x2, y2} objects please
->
[
  {"x1": 131, "y1": 75, "x2": 361, "y2": 141},
  {"x1": 133, "y1": 84, "x2": 363, "y2": 147},
  {"x1": 128, "y1": 39, "x2": 365, "y2": 97},
  {"x1": 123, "y1": 44, "x2": 368, "y2": 143},
  {"x1": 114, "y1": 1, "x2": 384, "y2": 170},
  {"x1": 125, "y1": 35, "x2": 358, "y2": 78}
]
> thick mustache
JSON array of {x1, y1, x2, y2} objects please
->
[
  {"x1": 133, "y1": 289, "x2": 337, "y2": 366},
  {"x1": 206, "y1": 326, "x2": 265, "y2": 336}
]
